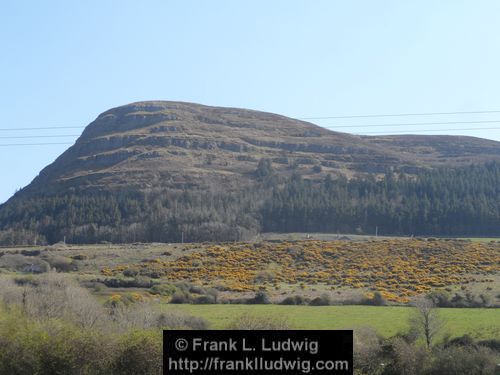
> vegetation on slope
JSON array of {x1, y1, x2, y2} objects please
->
[
  {"x1": 102, "y1": 238, "x2": 499, "y2": 304},
  {"x1": 0, "y1": 272, "x2": 211, "y2": 375},
  {"x1": 1, "y1": 162, "x2": 499, "y2": 244},
  {"x1": 0, "y1": 275, "x2": 498, "y2": 374}
]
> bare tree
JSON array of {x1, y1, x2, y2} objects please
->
[
  {"x1": 65, "y1": 282, "x2": 108, "y2": 329},
  {"x1": 8, "y1": 271, "x2": 109, "y2": 329},
  {"x1": 353, "y1": 327, "x2": 384, "y2": 375},
  {"x1": 409, "y1": 297, "x2": 443, "y2": 349}
]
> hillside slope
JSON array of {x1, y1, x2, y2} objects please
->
[
  {"x1": 1, "y1": 101, "x2": 500, "y2": 244},
  {"x1": 15, "y1": 101, "x2": 500, "y2": 197}
]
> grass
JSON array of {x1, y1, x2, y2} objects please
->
[
  {"x1": 463, "y1": 237, "x2": 500, "y2": 243},
  {"x1": 161, "y1": 304, "x2": 500, "y2": 340},
  {"x1": 1, "y1": 240, "x2": 498, "y2": 341}
]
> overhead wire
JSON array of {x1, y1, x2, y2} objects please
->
[
  {"x1": 0, "y1": 142, "x2": 74, "y2": 147},
  {"x1": 0, "y1": 135, "x2": 80, "y2": 139},
  {"x1": 298, "y1": 109, "x2": 500, "y2": 120},
  {"x1": 320, "y1": 119, "x2": 500, "y2": 129},
  {"x1": 354, "y1": 126, "x2": 500, "y2": 135},
  {"x1": 0, "y1": 126, "x2": 84, "y2": 132},
  {"x1": 0, "y1": 109, "x2": 499, "y2": 146}
]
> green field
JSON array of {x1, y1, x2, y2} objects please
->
[{"x1": 162, "y1": 304, "x2": 500, "y2": 340}]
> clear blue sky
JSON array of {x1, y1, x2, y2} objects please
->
[{"x1": 1, "y1": 1, "x2": 500, "y2": 203}]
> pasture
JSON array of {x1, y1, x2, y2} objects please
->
[{"x1": 162, "y1": 304, "x2": 500, "y2": 340}]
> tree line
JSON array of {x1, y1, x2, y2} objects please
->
[
  {"x1": 262, "y1": 162, "x2": 500, "y2": 236},
  {"x1": 0, "y1": 162, "x2": 499, "y2": 244}
]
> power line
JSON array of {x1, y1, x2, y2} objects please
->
[
  {"x1": 0, "y1": 142, "x2": 74, "y2": 147},
  {"x1": 298, "y1": 109, "x2": 500, "y2": 120},
  {"x1": 2, "y1": 120, "x2": 500, "y2": 137},
  {"x1": 0, "y1": 123, "x2": 497, "y2": 140},
  {"x1": 321, "y1": 119, "x2": 500, "y2": 129},
  {"x1": 0, "y1": 109, "x2": 499, "y2": 129},
  {"x1": 0, "y1": 126, "x2": 84, "y2": 132},
  {"x1": 355, "y1": 126, "x2": 500, "y2": 135},
  {"x1": 0, "y1": 134, "x2": 79, "y2": 139},
  {"x1": 0, "y1": 126, "x2": 498, "y2": 146},
  {"x1": 0, "y1": 110, "x2": 499, "y2": 146},
  {"x1": 1, "y1": 109, "x2": 500, "y2": 131}
]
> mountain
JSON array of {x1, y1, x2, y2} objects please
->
[
  {"x1": 16, "y1": 101, "x2": 500, "y2": 196},
  {"x1": 1, "y1": 101, "x2": 500, "y2": 244}
]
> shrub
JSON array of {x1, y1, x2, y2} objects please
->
[
  {"x1": 139, "y1": 270, "x2": 162, "y2": 279},
  {"x1": 101, "y1": 277, "x2": 153, "y2": 288},
  {"x1": 371, "y1": 292, "x2": 386, "y2": 306},
  {"x1": 390, "y1": 336, "x2": 431, "y2": 374},
  {"x1": 123, "y1": 268, "x2": 139, "y2": 277},
  {"x1": 478, "y1": 339, "x2": 500, "y2": 352},
  {"x1": 156, "y1": 312, "x2": 209, "y2": 330},
  {"x1": 0, "y1": 275, "x2": 212, "y2": 374},
  {"x1": 361, "y1": 291, "x2": 387, "y2": 306},
  {"x1": 0, "y1": 310, "x2": 111, "y2": 375},
  {"x1": 174, "y1": 281, "x2": 192, "y2": 293},
  {"x1": 150, "y1": 283, "x2": 177, "y2": 296},
  {"x1": 188, "y1": 284, "x2": 206, "y2": 294},
  {"x1": 193, "y1": 295, "x2": 216, "y2": 304},
  {"x1": 113, "y1": 331, "x2": 163, "y2": 375},
  {"x1": 20, "y1": 249, "x2": 41, "y2": 257},
  {"x1": 353, "y1": 327, "x2": 383, "y2": 375},
  {"x1": 71, "y1": 254, "x2": 88, "y2": 260},
  {"x1": 205, "y1": 288, "x2": 219, "y2": 303},
  {"x1": 80, "y1": 280, "x2": 106, "y2": 292},
  {"x1": 309, "y1": 293, "x2": 331, "y2": 306},
  {"x1": 170, "y1": 291, "x2": 191, "y2": 304},
  {"x1": 444, "y1": 334, "x2": 475, "y2": 348},
  {"x1": 429, "y1": 291, "x2": 493, "y2": 308},
  {"x1": 428, "y1": 346, "x2": 497, "y2": 375},
  {"x1": 0, "y1": 254, "x2": 49, "y2": 273},
  {"x1": 246, "y1": 291, "x2": 271, "y2": 304},
  {"x1": 42, "y1": 254, "x2": 76, "y2": 272},
  {"x1": 427, "y1": 290, "x2": 452, "y2": 307},
  {"x1": 253, "y1": 270, "x2": 275, "y2": 284},
  {"x1": 280, "y1": 295, "x2": 308, "y2": 305}
]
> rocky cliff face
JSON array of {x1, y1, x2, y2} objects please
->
[{"x1": 13, "y1": 101, "x2": 500, "y2": 198}]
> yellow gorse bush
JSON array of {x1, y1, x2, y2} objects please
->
[{"x1": 102, "y1": 239, "x2": 499, "y2": 303}]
